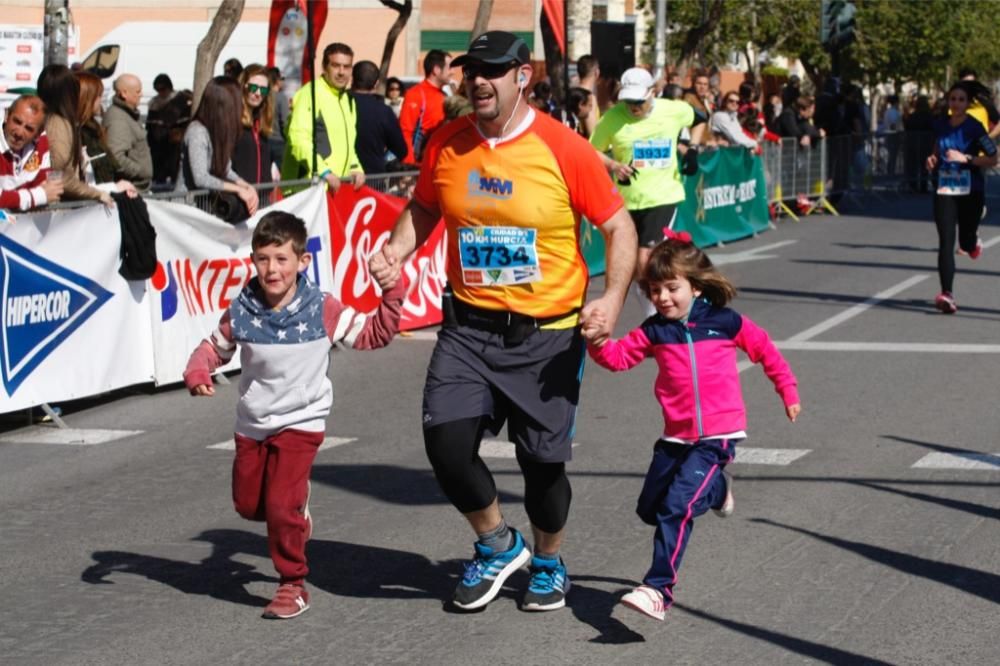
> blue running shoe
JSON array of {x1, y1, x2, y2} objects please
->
[
  {"x1": 522, "y1": 554, "x2": 569, "y2": 611},
  {"x1": 452, "y1": 528, "x2": 531, "y2": 610}
]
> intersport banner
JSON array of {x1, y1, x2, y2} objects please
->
[
  {"x1": 146, "y1": 186, "x2": 332, "y2": 385},
  {"x1": 0, "y1": 206, "x2": 155, "y2": 411},
  {"x1": 675, "y1": 146, "x2": 771, "y2": 247}
]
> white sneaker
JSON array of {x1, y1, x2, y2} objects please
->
[
  {"x1": 713, "y1": 470, "x2": 734, "y2": 518},
  {"x1": 620, "y1": 585, "x2": 667, "y2": 621}
]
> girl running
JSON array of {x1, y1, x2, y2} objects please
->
[
  {"x1": 926, "y1": 81, "x2": 999, "y2": 314},
  {"x1": 583, "y1": 230, "x2": 801, "y2": 621}
]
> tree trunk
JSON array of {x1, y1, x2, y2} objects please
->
[
  {"x1": 192, "y1": 0, "x2": 245, "y2": 110},
  {"x1": 677, "y1": 0, "x2": 724, "y2": 73},
  {"x1": 378, "y1": 0, "x2": 413, "y2": 95},
  {"x1": 472, "y1": 0, "x2": 494, "y2": 41},
  {"x1": 540, "y1": 9, "x2": 564, "y2": 106}
]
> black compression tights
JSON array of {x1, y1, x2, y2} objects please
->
[
  {"x1": 424, "y1": 417, "x2": 572, "y2": 533},
  {"x1": 934, "y1": 192, "x2": 984, "y2": 293}
]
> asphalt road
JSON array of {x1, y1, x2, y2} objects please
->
[{"x1": 2, "y1": 193, "x2": 998, "y2": 665}]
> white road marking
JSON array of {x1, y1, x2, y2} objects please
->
[
  {"x1": 733, "y1": 447, "x2": 811, "y2": 465},
  {"x1": 785, "y1": 274, "x2": 929, "y2": 343},
  {"x1": 480, "y1": 439, "x2": 578, "y2": 458},
  {"x1": 207, "y1": 436, "x2": 356, "y2": 451},
  {"x1": 912, "y1": 451, "x2": 1000, "y2": 470},
  {"x1": 0, "y1": 427, "x2": 144, "y2": 445},
  {"x1": 711, "y1": 240, "x2": 798, "y2": 265}
]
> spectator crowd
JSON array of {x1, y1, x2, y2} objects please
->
[{"x1": 3, "y1": 45, "x2": 998, "y2": 218}]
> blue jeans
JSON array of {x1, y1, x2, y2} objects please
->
[{"x1": 636, "y1": 438, "x2": 738, "y2": 604}]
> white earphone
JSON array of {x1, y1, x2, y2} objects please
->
[{"x1": 519, "y1": 72, "x2": 527, "y2": 89}]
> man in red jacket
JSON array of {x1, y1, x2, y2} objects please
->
[
  {"x1": 400, "y1": 49, "x2": 452, "y2": 166},
  {"x1": 1, "y1": 95, "x2": 63, "y2": 211}
]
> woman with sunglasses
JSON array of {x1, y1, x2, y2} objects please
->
[
  {"x1": 384, "y1": 77, "x2": 404, "y2": 118},
  {"x1": 233, "y1": 64, "x2": 275, "y2": 189},
  {"x1": 709, "y1": 91, "x2": 758, "y2": 150},
  {"x1": 925, "y1": 81, "x2": 998, "y2": 314}
]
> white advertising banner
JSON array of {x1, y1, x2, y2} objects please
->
[
  {"x1": 145, "y1": 186, "x2": 331, "y2": 385},
  {"x1": 0, "y1": 206, "x2": 155, "y2": 412},
  {"x1": 0, "y1": 25, "x2": 80, "y2": 92}
]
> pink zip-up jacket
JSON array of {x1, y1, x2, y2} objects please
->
[{"x1": 588, "y1": 298, "x2": 799, "y2": 441}]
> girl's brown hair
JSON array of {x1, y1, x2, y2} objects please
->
[
  {"x1": 194, "y1": 76, "x2": 243, "y2": 179},
  {"x1": 75, "y1": 72, "x2": 105, "y2": 132},
  {"x1": 640, "y1": 235, "x2": 737, "y2": 307},
  {"x1": 238, "y1": 63, "x2": 274, "y2": 138}
]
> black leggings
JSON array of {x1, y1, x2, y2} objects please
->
[
  {"x1": 424, "y1": 417, "x2": 572, "y2": 533},
  {"x1": 934, "y1": 192, "x2": 984, "y2": 293}
]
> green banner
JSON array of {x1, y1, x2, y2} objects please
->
[
  {"x1": 580, "y1": 147, "x2": 770, "y2": 276},
  {"x1": 675, "y1": 147, "x2": 770, "y2": 247}
]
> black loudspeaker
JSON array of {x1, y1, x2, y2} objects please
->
[{"x1": 589, "y1": 21, "x2": 635, "y2": 81}]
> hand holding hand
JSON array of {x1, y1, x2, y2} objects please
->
[
  {"x1": 786, "y1": 403, "x2": 801, "y2": 422},
  {"x1": 581, "y1": 296, "x2": 622, "y2": 347},
  {"x1": 369, "y1": 244, "x2": 400, "y2": 290}
]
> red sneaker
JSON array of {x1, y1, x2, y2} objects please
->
[
  {"x1": 969, "y1": 238, "x2": 983, "y2": 260},
  {"x1": 934, "y1": 292, "x2": 957, "y2": 314},
  {"x1": 263, "y1": 583, "x2": 310, "y2": 619}
]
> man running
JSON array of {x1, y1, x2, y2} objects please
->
[{"x1": 369, "y1": 31, "x2": 636, "y2": 612}]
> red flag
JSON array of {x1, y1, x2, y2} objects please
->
[
  {"x1": 541, "y1": 0, "x2": 565, "y2": 55},
  {"x1": 267, "y1": 0, "x2": 328, "y2": 96}
]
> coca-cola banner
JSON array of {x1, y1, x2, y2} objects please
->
[{"x1": 328, "y1": 186, "x2": 446, "y2": 331}]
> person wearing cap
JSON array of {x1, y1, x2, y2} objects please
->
[
  {"x1": 590, "y1": 67, "x2": 697, "y2": 316},
  {"x1": 369, "y1": 30, "x2": 636, "y2": 614}
]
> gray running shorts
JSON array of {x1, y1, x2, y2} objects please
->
[{"x1": 422, "y1": 324, "x2": 585, "y2": 463}]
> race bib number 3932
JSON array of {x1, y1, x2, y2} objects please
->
[
  {"x1": 633, "y1": 139, "x2": 673, "y2": 169},
  {"x1": 458, "y1": 226, "x2": 541, "y2": 286}
]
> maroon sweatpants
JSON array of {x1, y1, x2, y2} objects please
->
[{"x1": 232, "y1": 429, "x2": 323, "y2": 586}]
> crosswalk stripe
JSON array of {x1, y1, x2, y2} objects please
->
[
  {"x1": 911, "y1": 452, "x2": 1000, "y2": 470},
  {"x1": 0, "y1": 427, "x2": 144, "y2": 446},
  {"x1": 207, "y1": 436, "x2": 357, "y2": 451},
  {"x1": 734, "y1": 447, "x2": 811, "y2": 465}
]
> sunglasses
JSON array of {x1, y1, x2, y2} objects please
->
[
  {"x1": 246, "y1": 83, "x2": 270, "y2": 96},
  {"x1": 726, "y1": 98, "x2": 739, "y2": 104},
  {"x1": 462, "y1": 61, "x2": 517, "y2": 81}
]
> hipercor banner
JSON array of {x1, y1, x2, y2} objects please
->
[
  {"x1": 0, "y1": 206, "x2": 155, "y2": 411},
  {"x1": 146, "y1": 185, "x2": 331, "y2": 385}
]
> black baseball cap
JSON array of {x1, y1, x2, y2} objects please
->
[{"x1": 451, "y1": 31, "x2": 531, "y2": 67}]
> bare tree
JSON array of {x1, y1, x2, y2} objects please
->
[
  {"x1": 192, "y1": 0, "x2": 245, "y2": 109},
  {"x1": 472, "y1": 0, "x2": 494, "y2": 41},
  {"x1": 377, "y1": 0, "x2": 413, "y2": 95}
]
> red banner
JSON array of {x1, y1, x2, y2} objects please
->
[
  {"x1": 541, "y1": 0, "x2": 566, "y2": 55},
  {"x1": 327, "y1": 186, "x2": 446, "y2": 331}
]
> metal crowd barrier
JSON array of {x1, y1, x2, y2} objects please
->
[
  {"x1": 760, "y1": 136, "x2": 834, "y2": 221},
  {"x1": 41, "y1": 172, "x2": 416, "y2": 215}
]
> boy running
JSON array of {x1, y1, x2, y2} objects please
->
[{"x1": 184, "y1": 210, "x2": 403, "y2": 619}]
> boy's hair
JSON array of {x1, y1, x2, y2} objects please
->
[
  {"x1": 251, "y1": 211, "x2": 308, "y2": 255},
  {"x1": 640, "y1": 237, "x2": 737, "y2": 307}
]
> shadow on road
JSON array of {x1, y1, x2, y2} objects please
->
[
  {"x1": 81, "y1": 529, "x2": 275, "y2": 607},
  {"x1": 570, "y1": 575, "x2": 646, "y2": 644},
  {"x1": 311, "y1": 463, "x2": 525, "y2": 506},
  {"x1": 675, "y1": 602, "x2": 895, "y2": 665},
  {"x1": 751, "y1": 518, "x2": 1000, "y2": 606}
]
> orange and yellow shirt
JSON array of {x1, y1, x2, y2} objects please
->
[{"x1": 413, "y1": 110, "x2": 623, "y2": 320}]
